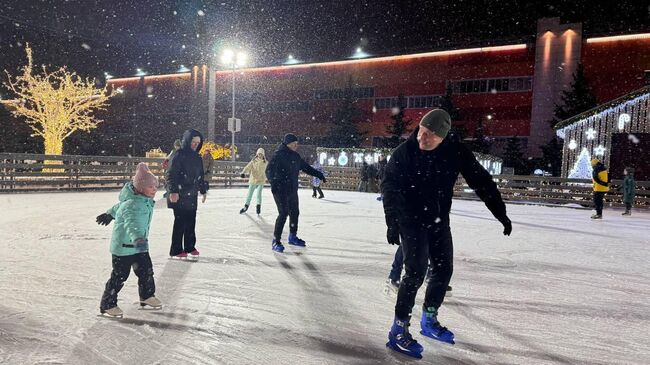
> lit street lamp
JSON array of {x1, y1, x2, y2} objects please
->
[{"x1": 221, "y1": 49, "x2": 247, "y2": 161}]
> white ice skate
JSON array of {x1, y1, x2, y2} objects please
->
[
  {"x1": 100, "y1": 306, "x2": 123, "y2": 318},
  {"x1": 139, "y1": 296, "x2": 162, "y2": 310}
]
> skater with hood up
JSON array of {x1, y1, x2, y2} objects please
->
[
  {"x1": 265, "y1": 133, "x2": 326, "y2": 253},
  {"x1": 166, "y1": 129, "x2": 208, "y2": 259},
  {"x1": 311, "y1": 159, "x2": 326, "y2": 199},
  {"x1": 239, "y1": 148, "x2": 268, "y2": 214},
  {"x1": 95, "y1": 163, "x2": 162, "y2": 318},
  {"x1": 382, "y1": 109, "x2": 512, "y2": 358},
  {"x1": 619, "y1": 167, "x2": 636, "y2": 216},
  {"x1": 590, "y1": 159, "x2": 609, "y2": 219}
]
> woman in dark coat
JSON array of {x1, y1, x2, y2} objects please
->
[{"x1": 165, "y1": 129, "x2": 208, "y2": 259}]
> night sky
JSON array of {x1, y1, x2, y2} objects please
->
[{"x1": 1, "y1": 0, "x2": 649, "y2": 85}]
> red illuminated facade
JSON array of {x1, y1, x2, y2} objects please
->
[{"x1": 104, "y1": 18, "x2": 650, "y2": 158}]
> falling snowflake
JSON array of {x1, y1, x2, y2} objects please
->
[{"x1": 81, "y1": 43, "x2": 91, "y2": 50}]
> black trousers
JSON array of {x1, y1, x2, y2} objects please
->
[
  {"x1": 100, "y1": 253, "x2": 155, "y2": 310},
  {"x1": 395, "y1": 223, "x2": 453, "y2": 320},
  {"x1": 170, "y1": 208, "x2": 197, "y2": 256},
  {"x1": 272, "y1": 189, "x2": 300, "y2": 240},
  {"x1": 312, "y1": 186, "x2": 324, "y2": 198},
  {"x1": 593, "y1": 192, "x2": 605, "y2": 215}
]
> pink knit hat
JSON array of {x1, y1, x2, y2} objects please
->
[{"x1": 132, "y1": 162, "x2": 159, "y2": 192}]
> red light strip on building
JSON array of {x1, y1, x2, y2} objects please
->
[
  {"x1": 107, "y1": 44, "x2": 526, "y2": 82},
  {"x1": 586, "y1": 33, "x2": 650, "y2": 43}
]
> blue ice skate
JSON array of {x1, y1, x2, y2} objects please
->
[
  {"x1": 287, "y1": 233, "x2": 306, "y2": 247},
  {"x1": 272, "y1": 239, "x2": 285, "y2": 253},
  {"x1": 386, "y1": 317, "x2": 424, "y2": 359},
  {"x1": 420, "y1": 307, "x2": 455, "y2": 344}
]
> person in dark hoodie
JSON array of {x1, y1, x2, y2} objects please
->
[
  {"x1": 265, "y1": 133, "x2": 326, "y2": 253},
  {"x1": 382, "y1": 109, "x2": 512, "y2": 358},
  {"x1": 619, "y1": 167, "x2": 636, "y2": 216},
  {"x1": 166, "y1": 129, "x2": 208, "y2": 259}
]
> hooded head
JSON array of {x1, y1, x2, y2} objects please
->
[
  {"x1": 591, "y1": 159, "x2": 600, "y2": 167},
  {"x1": 256, "y1": 148, "x2": 265, "y2": 158},
  {"x1": 624, "y1": 167, "x2": 634, "y2": 176},
  {"x1": 180, "y1": 129, "x2": 204, "y2": 153},
  {"x1": 132, "y1": 162, "x2": 159, "y2": 197}
]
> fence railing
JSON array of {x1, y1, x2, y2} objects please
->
[{"x1": 1, "y1": 153, "x2": 647, "y2": 209}]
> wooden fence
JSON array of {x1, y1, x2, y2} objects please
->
[{"x1": 1, "y1": 153, "x2": 647, "y2": 209}]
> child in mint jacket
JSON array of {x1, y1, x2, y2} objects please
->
[{"x1": 96, "y1": 163, "x2": 162, "y2": 317}]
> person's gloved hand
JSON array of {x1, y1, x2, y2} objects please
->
[
  {"x1": 240, "y1": 173, "x2": 246, "y2": 178},
  {"x1": 387, "y1": 224, "x2": 400, "y2": 245},
  {"x1": 321, "y1": 175, "x2": 327, "y2": 184},
  {"x1": 499, "y1": 216, "x2": 512, "y2": 236},
  {"x1": 96, "y1": 213, "x2": 113, "y2": 226}
]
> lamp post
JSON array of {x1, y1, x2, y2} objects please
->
[{"x1": 221, "y1": 49, "x2": 247, "y2": 161}]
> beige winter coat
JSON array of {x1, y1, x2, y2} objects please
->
[{"x1": 243, "y1": 157, "x2": 268, "y2": 185}]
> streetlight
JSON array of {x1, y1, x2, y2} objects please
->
[{"x1": 221, "y1": 49, "x2": 247, "y2": 161}]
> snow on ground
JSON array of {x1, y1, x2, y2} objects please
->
[{"x1": 0, "y1": 188, "x2": 649, "y2": 365}]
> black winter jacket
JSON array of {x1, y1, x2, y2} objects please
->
[
  {"x1": 165, "y1": 129, "x2": 208, "y2": 210},
  {"x1": 266, "y1": 143, "x2": 324, "y2": 194},
  {"x1": 381, "y1": 127, "x2": 507, "y2": 228}
]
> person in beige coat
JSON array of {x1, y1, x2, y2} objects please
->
[{"x1": 239, "y1": 148, "x2": 268, "y2": 215}]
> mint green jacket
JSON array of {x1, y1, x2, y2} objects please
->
[{"x1": 106, "y1": 182, "x2": 154, "y2": 256}]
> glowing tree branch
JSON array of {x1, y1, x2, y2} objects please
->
[{"x1": 4, "y1": 45, "x2": 113, "y2": 155}]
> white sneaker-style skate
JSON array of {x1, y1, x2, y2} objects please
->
[
  {"x1": 140, "y1": 296, "x2": 162, "y2": 310},
  {"x1": 101, "y1": 306, "x2": 123, "y2": 318}
]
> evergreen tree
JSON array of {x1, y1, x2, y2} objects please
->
[
  {"x1": 503, "y1": 136, "x2": 526, "y2": 174},
  {"x1": 550, "y1": 63, "x2": 598, "y2": 127},
  {"x1": 384, "y1": 94, "x2": 411, "y2": 148},
  {"x1": 325, "y1": 79, "x2": 364, "y2": 147},
  {"x1": 469, "y1": 120, "x2": 492, "y2": 154},
  {"x1": 439, "y1": 84, "x2": 464, "y2": 139},
  {"x1": 541, "y1": 63, "x2": 598, "y2": 176}
]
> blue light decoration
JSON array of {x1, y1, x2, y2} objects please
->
[{"x1": 338, "y1": 152, "x2": 349, "y2": 166}]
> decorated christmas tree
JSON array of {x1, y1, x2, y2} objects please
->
[{"x1": 568, "y1": 148, "x2": 593, "y2": 179}]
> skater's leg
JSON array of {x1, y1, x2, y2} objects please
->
[
  {"x1": 594, "y1": 192, "x2": 604, "y2": 216},
  {"x1": 388, "y1": 245, "x2": 403, "y2": 281},
  {"x1": 183, "y1": 209, "x2": 197, "y2": 253},
  {"x1": 100, "y1": 254, "x2": 134, "y2": 310},
  {"x1": 395, "y1": 225, "x2": 429, "y2": 320},
  {"x1": 244, "y1": 184, "x2": 256, "y2": 206},
  {"x1": 317, "y1": 187, "x2": 324, "y2": 198},
  {"x1": 255, "y1": 184, "x2": 263, "y2": 205},
  {"x1": 288, "y1": 191, "x2": 300, "y2": 235},
  {"x1": 273, "y1": 191, "x2": 290, "y2": 240},
  {"x1": 170, "y1": 208, "x2": 185, "y2": 256},
  {"x1": 133, "y1": 252, "x2": 156, "y2": 300},
  {"x1": 312, "y1": 186, "x2": 317, "y2": 197},
  {"x1": 423, "y1": 225, "x2": 453, "y2": 310}
]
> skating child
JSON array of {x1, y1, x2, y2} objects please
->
[
  {"x1": 239, "y1": 148, "x2": 268, "y2": 214},
  {"x1": 96, "y1": 162, "x2": 162, "y2": 317},
  {"x1": 311, "y1": 160, "x2": 326, "y2": 199},
  {"x1": 619, "y1": 167, "x2": 636, "y2": 215}
]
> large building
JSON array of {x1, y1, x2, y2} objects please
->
[{"x1": 102, "y1": 17, "x2": 650, "y2": 158}]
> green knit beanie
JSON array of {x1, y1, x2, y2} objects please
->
[{"x1": 419, "y1": 109, "x2": 452, "y2": 139}]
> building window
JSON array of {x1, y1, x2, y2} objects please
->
[
  {"x1": 450, "y1": 76, "x2": 532, "y2": 94},
  {"x1": 314, "y1": 86, "x2": 375, "y2": 100}
]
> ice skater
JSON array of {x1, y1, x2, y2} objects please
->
[
  {"x1": 96, "y1": 163, "x2": 162, "y2": 318},
  {"x1": 590, "y1": 159, "x2": 609, "y2": 219},
  {"x1": 239, "y1": 148, "x2": 268, "y2": 214},
  {"x1": 311, "y1": 160, "x2": 326, "y2": 199},
  {"x1": 382, "y1": 109, "x2": 511, "y2": 358},
  {"x1": 166, "y1": 129, "x2": 208, "y2": 259},
  {"x1": 619, "y1": 167, "x2": 635, "y2": 216},
  {"x1": 265, "y1": 133, "x2": 326, "y2": 253}
]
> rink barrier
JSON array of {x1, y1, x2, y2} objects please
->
[{"x1": 0, "y1": 152, "x2": 647, "y2": 209}]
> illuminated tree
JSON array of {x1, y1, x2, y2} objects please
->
[{"x1": 4, "y1": 45, "x2": 113, "y2": 156}]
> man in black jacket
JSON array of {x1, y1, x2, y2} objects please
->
[
  {"x1": 265, "y1": 133, "x2": 326, "y2": 253},
  {"x1": 166, "y1": 129, "x2": 208, "y2": 259},
  {"x1": 382, "y1": 109, "x2": 512, "y2": 358}
]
